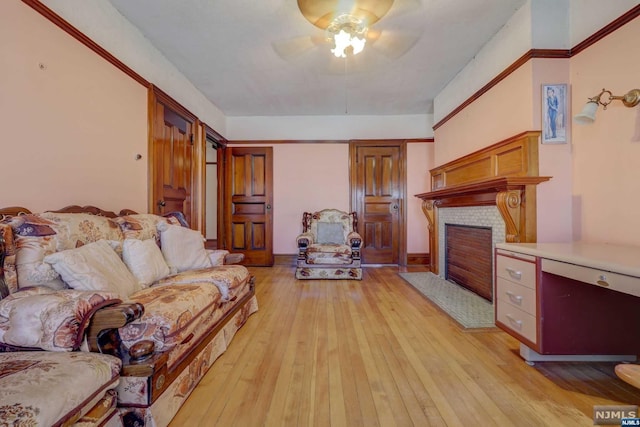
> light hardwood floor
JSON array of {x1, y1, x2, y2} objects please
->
[{"x1": 169, "y1": 266, "x2": 640, "y2": 426}]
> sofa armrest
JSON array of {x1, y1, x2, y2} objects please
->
[
  {"x1": 224, "y1": 252, "x2": 245, "y2": 264},
  {"x1": 347, "y1": 231, "x2": 363, "y2": 248},
  {"x1": 297, "y1": 232, "x2": 315, "y2": 248},
  {"x1": 86, "y1": 302, "x2": 144, "y2": 356},
  {"x1": 206, "y1": 249, "x2": 245, "y2": 265}
]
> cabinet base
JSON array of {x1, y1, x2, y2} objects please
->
[{"x1": 520, "y1": 344, "x2": 637, "y2": 365}]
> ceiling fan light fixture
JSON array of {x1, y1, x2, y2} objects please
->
[{"x1": 328, "y1": 14, "x2": 368, "y2": 58}]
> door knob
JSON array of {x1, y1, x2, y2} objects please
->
[
  {"x1": 157, "y1": 200, "x2": 166, "y2": 207},
  {"x1": 266, "y1": 204, "x2": 272, "y2": 210},
  {"x1": 390, "y1": 203, "x2": 399, "y2": 213}
]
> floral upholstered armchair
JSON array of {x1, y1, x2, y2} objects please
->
[{"x1": 295, "y1": 209, "x2": 363, "y2": 280}]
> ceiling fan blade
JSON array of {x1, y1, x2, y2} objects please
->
[
  {"x1": 384, "y1": 0, "x2": 422, "y2": 20},
  {"x1": 367, "y1": 29, "x2": 421, "y2": 59},
  {"x1": 271, "y1": 35, "x2": 326, "y2": 60}
]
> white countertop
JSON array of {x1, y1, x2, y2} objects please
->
[{"x1": 496, "y1": 242, "x2": 640, "y2": 278}]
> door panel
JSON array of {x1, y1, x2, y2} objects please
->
[
  {"x1": 225, "y1": 147, "x2": 273, "y2": 266},
  {"x1": 351, "y1": 143, "x2": 406, "y2": 265},
  {"x1": 151, "y1": 92, "x2": 197, "y2": 227}
]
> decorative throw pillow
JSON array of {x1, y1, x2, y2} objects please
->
[
  {"x1": 122, "y1": 238, "x2": 171, "y2": 287},
  {"x1": 0, "y1": 286, "x2": 120, "y2": 351},
  {"x1": 43, "y1": 240, "x2": 141, "y2": 298},
  {"x1": 316, "y1": 222, "x2": 345, "y2": 244},
  {"x1": 114, "y1": 213, "x2": 181, "y2": 241},
  {"x1": 157, "y1": 222, "x2": 212, "y2": 272}
]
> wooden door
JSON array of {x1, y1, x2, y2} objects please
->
[
  {"x1": 225, "y1": 147, "x2": 273, "y2": 266},
  {"x1": 150, "y1": 88, "x2": 200, "y2": 228},
  {"x1": 351, "y1": 142, "x2": 406, "y2": 265}
]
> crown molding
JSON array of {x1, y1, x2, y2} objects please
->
[
  {"x1": 22, "y1": 0, "x2": 149, "y2": 87},
  {"x1": 433, "y1": 5, "x2": 640, "y2": 131}
]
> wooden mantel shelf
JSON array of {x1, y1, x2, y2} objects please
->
[
  {"x1": 415, "y1": 176, "x2": 551, "y2": 202},
  {"x1": 415, "y1": 131, "x2": 551, "y2": 274}
]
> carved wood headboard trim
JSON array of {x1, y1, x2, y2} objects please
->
[{"x1": 0, "y1": 205, "x2": 137, "y2": 220}]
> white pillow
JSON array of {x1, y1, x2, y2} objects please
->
[
  {"x1": 157, "y1": 223, "x2": 212, "y2": 272},
  {"x1": 122, "y1": 239, "x2": 171, "y2": 287},
  {"x1": 43, "y1": 240, "x2": 141, "y2": 298}
]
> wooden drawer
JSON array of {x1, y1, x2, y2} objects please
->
[
  {"x1": 542, "y1": 259, "x2": 640, "y2": 298},
  {"x1": 496, "y1": 254, "x2": 537, "y2": 290},
  {"x1": 496, "y1": 300, "x2": 537, "y2": 345},
  {"x1": 496, "y1": 277, "x2": 536, "y2": 316}
]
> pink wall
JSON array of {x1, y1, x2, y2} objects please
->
[
  {"x1": 433, "y1": 63, "x2": 535, "y2": 166},
  {"x1": 570, "y1": 18, "x2": 640, "y2": 245},
  {"x1": 407, "y1": 143, "x2": 432, "y2": 253},
  {"x1": 234, "y1": 142, "x2": 433, "y2": 255},
  {"x1": 272, "y1": 143, "x2": 350, "y2": 254},
  {"x1": 1, "y1": 2, "x2": 148, "y2": 213},
  {"x1": 531, "y1": 58, "x2": 573, "y2": 243},
  {"x1": 433, "y1": 57, "x2": 574, "y2": 243}
]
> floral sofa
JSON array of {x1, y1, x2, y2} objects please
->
[{"x1": 0, "y1": 206, "x2": 258, "y2": 427}]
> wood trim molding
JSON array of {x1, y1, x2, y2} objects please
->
[
  {"x1": 204, "y1": 124, "x2": 228, "y2": 148},
  {"x1": 228, "y1": 138, "x2": 434, "y2": 145},
  {"x1": 274, "y1": 254, "x2": 297, "y2": 266},
  {"x1": 571, "y1": 5, "x2": 640, "y2": 56},
  {"x1": 21, "y1": 0, "x2": 149, "y2": 88},
  {"x1": 433, "y1": 5, "x2": 640, "y2": 131},
  {"x1": 152, "y1": 86, "x2": 198, "y2": 123},
  {"x1": 407, "y1": 253, "x2": 430, "y2": 266},
  {"x1": 229, "y1": 139, "x2": 349, "y2": 145},
  {"x1": 432, "y1": 49, "x2": 569, "y2": 130}
]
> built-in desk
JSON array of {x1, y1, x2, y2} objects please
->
[{"x1": 495, "y1": 242, "x2": 640, "y2": 364}]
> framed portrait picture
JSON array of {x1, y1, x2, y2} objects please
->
[{"x1": 542, "y1": 83, "x2": 568, "y2": 144}]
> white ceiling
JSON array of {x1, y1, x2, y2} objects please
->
[{"x1": 107, "y1": 0, "x2": 526, "y2": 117}]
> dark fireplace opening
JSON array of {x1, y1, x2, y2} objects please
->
[{"x1": 445, "y1": 224, "x2": 493, "y2": 302}]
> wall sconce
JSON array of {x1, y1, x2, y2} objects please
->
[{"x1": 574, "y1": 88, "x2": 640, "y2": 124}]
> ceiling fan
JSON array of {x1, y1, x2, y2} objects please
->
[{"x1": 273, "y1": 0, "x2": 422, "y2": 71}]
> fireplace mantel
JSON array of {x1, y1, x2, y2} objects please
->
[
  {"x1": 416, "y1": 176, "x2": 551, "y2": 204},
  {"x1": 415, "y1": 131, "x2": 551, "y2": 274}
]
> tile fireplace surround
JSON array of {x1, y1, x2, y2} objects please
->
[{"x1": 415, "y1": 131, "x2": 551, "y2": 275}]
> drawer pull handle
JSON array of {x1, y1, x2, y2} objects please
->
[
  {"x1": 505, "y1": 314, "x2": 523, "y2": 330},
  {"x1": 505, "y1": 291, "x2": 523, "y2": 305},
  {"x1": 506, "y1": 267, "x2": 522, "y2": 280},
  {"x1": 596, "y1": 274, "x2": 609, "y2": 287}
]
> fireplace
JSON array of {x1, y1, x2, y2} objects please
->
[
  {"x1": 445, "y1": 224, "x2": 493, "y2": 301},
  {"x1": 414, "y1": 131, "x2": 551, "y2": 279}
]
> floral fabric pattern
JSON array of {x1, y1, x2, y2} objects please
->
[
  {"x1": 7, "y1": 213, "x2": 124, "y2": 290},
  {"x1": 0, "y1": 351, "x2": 121, "y2": 427},
  {"x1": 154, "y1": 265, "x2": 250, "y2": 301},
  {"x1": 120, "y1": 265, "x2": 251, "y2": 368},
  {"x1": 296, "y1": 209, "x2": 362, "y2": 279},
  {"x1": 118, "y1": 295, "x2": 258, "y2": 426},
  {"x1": 121, "y1": 284, "x2": 223, "y2": 353},
  {"x1": 0, "y1": 287, "x2": 120, "y2": 351},
  {"x1": 295, "y1": 267, "x2": 363, "y2": 280},
  {"x1": 306, "y1": 244, "x2": 353, "y2": 264},
  {"x1": 113, "y1": 213, "x2": 181, "y2": 243}
]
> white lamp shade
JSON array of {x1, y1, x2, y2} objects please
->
[{"x1": 574, "y1": 101, "x2": 599, "y2": 124}]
